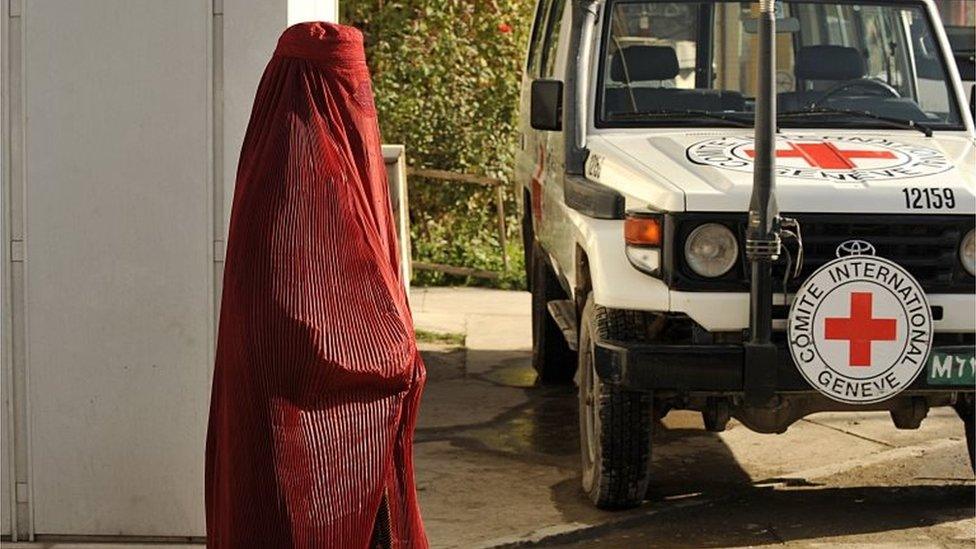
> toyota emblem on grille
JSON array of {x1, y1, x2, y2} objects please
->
[{"x1": 835, "y1": 239, "x2": 877, "y2": 258}]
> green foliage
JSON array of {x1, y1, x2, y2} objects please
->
[
  {"x1": 414, "y1": 329, "x2": 466, "y2": 346},
  {"x1": 341, "y1": 0, "x2": 533, "y2": 289}
]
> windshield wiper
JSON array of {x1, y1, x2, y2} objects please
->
[
  {"x1": 609, "y1": 110, "x2": 753, "y2": 128},
  {"x1": 779, "y1": 108, "x2": 933, "y2": 137}
]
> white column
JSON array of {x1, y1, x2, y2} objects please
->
[
  {"x1": 216, "y1": 0, "x2": 339, "y2": 329},
  {"x1": 288, "y1": 0, "x2": 338, "y2": 25},
  {"x1": 219, "y1": 0, "x2": 339, "y2": 238}
]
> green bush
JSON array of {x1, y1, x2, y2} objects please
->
[{"x1": 341, "y1": 0, "x2": 534, "y2": 289}]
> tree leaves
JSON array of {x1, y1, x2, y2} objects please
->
[{"x1": 342, "y1": 0, "x2": 533, "y2": 288}]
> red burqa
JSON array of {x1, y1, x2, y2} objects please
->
[{"x1": 205, "y1": 23, "x2": 427, "y2": 549}]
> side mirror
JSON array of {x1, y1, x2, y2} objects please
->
[{"x1": 531, "y1": 79, "x2": 563, "y2": 131}]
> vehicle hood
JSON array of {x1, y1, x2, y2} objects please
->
[{"x1": 586, "y1": 130, "x2": 976, "y2": 213}]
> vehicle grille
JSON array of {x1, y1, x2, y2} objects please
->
[
  {"x1": 782, "y1": 214, "x2": 973, "y2": 293},
  {"x1": 665, "y1": 213, "x2": 974, "y2": 294}
]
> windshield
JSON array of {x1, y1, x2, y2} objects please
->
[{"x1": 597, "y1": 0, "x2": 965, "y2": 130}]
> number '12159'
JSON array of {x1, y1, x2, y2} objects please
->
[{"x1": 902, "y1": 187, "x2": 955, "y2": 210}]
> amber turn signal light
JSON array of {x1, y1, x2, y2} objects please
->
[{"x1": 624, "y1": 214, "x2": 662, "y2": 246}]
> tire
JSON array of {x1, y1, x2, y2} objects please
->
[
  {"x1": 531, "y1": 241, "x2": 576, "y2": 384},
  {"x1": 954, "y1": 396, "x2": 975, "y2": 473},
  {"x1": 578, "y1": 294, "x2": 654, "y2": 509}
]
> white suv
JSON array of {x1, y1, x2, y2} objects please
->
[{"x1": 517, "y1": 0, "x2": 976, "y2": 509}]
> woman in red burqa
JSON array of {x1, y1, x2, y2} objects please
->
[{"x1": 205, "y1": 22, "x2": 427, "y2": 549}]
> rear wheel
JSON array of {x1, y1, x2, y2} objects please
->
[
  {"x1": 530, "y1": 241, "x2": 576, "y2": 384},
  {"x1": 578, "y1": 294, "x2": 654, "y2": 509}
]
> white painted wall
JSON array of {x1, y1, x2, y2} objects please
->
[
  {"x1": 2, "y1": 0, "x2": 338, "y2": 541},
  {"x1": 24, "y1": 0, "x2": 212, "y2": 536}
]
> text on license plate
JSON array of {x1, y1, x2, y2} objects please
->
[{"x1": 927, "y1": 351, "x2": 976, "y2": 385}]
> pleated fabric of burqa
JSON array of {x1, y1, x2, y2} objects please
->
[{"x1": 205, "y1": 22, "x2": 428, "y2": 549}]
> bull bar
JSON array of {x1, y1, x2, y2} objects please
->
[{"x1": 593, "y1": 338, "x2": 975, "y2": 394}]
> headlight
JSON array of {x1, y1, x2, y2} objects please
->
[
  {"x1": 962, "y1": 228, "x2": 975, "y2": 276},
  {"x1": 684, "y1": 223, "x2": 739, "y2": 278}
]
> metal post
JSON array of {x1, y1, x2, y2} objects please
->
[
  {"x1": 382, "y1": 145, "x2": 412, "y2": 289},
  {"x1": 744, "y1": 0, "x2": 781, "y2": 406}
]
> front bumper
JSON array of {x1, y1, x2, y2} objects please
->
[
  {"x1": 594, "y1": 338, "x2": 975, "y2": 394},
  {"x1": 669, "y1": 291, "x2": 976, "y2": 333}
]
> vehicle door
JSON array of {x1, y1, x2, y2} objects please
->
[
  {"x1": 534, "y1": 0, "x2": 574, "y2": 274},
  {"x1": 519, "y1": 0, "x2": 554, "y2": 219}
]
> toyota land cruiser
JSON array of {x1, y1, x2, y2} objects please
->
[{"x1": 518, "y1": 0, "x2": 976, "y2": 509}]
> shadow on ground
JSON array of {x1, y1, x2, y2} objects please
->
[
  {"x1": 538, "y1": 484, "x2": 974, "y2": 548},
  {"x1": 418, "y1": 347, "x2": 974, "y2": 549}
]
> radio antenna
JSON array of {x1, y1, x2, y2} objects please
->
[{"x1": 744, "y1": 0, "x2": 782, "y2": 406}]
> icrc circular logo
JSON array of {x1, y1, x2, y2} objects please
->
[
  {"x1": 686, "y1": 135, "x2": 951, "y2": 182},
  {"x1": 787, "y1": 255, "x2": 933, "y2": 404}
]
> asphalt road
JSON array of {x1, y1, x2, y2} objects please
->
[{"x1": 412, "y1": 288, "x2": 975, "y2": 549}]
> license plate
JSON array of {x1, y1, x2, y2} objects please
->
[{"x1": 927, "y1": 351, "x2": 976, "y2": 385}]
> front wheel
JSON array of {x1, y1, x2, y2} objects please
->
[{"x1": 578, "y1": 294, "x2": 654, "y2": 509}]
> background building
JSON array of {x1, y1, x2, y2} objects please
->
[{"x1": 934, "y1": 0, "x2": 975, "y2": 91}]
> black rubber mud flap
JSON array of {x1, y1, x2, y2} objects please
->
[
  {"x1": 531, "y1": 241, "x2": 577, "y2": 384},
  {"x1": 521, "y1": 192, "x2": 535, "y2": 292}
]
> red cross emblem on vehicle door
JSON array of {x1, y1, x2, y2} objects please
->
[
  {"x1": 824, "y1": 292, "x2": 897, "y2": 367},
  {"x1": 745, "y1": 141, "x2": 896, "y2": 169}
]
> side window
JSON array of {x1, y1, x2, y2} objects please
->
[
  {"x1": 526, "y1": 0, "x2": 553, "y2": 78},
  {"x1": 540, "y1": 0, "x2": 567, "y2": 78},
  {"x1": 907, "y1": 8, "x2": 953, "y2": 115}
]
